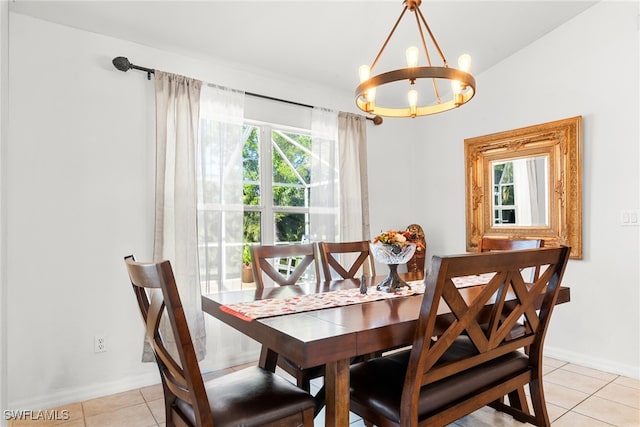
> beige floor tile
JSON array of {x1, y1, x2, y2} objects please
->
[
  {"x1": 82, "y1": 389, "x2": 145, "y2": 418},
  {"x1": 544, "y1": 356, "x2": 568, "y2": 369},
  {"x1": 573, "y1": 395, "x2": 640, "y2": 427},
  {"x1": 7, "y1": 418, "x2": 80, "y2": 427},
  {"x1": 559, "y1": 363, "x2": 619, "y2": 382},
  {"x1": 595, "y1": 382, "x2": 640, "y2": 409},
  {"x1": 552, "y1": 410, "x2": 615, "y2": 427},
  {"x1": 466, "y1": 398, "x2": 564, "y2": 425},
  {"x1": 542, "y1": 381, "x2": 590, "y2": 409},
  {"x1": 139, "y1": 384, "x2": 163, "y2": 403},
  {"x1": 614, "y1": 376, "x2": 640, "y2": 390},
  {"x1": 543, "y1": 363, "x2": 560, "y2": 376},
  {"x1": 546, "y1": 402, "x2": 569, "y2": 423},
  {"x1": 7, "y1": 403, "x2": 84, "y2": 427},
  {"x1": 85, "y1": 403, "x2": 156, "y2": 427},
  {"x1": 453, "y1": 406, "x2": 522, "y2": 427},
  {"x1": 544, "y1": 368, "x2": 611, "y2": 394},
  {"x1": 146, "y1": 399, "x2": 165, "y2": 425}
]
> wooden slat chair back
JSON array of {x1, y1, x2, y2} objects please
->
[
  {"x1": 349, "y1": 246, "x2": 571, "y2": 427},
  {"x1": 124, "y1": 256, "x2": 315, "y2": 427},
  {"x1": 478, "y1": 237, "x2": 544, "y2": 252},
  {"x1": 251, "y1": 243, "x2": 320, "y2": 288},
  {"x1": 478, "y1": 237, "x2": 544, "y2": 281},
  {"x1": 318, "y1": 241, "x2": 375, "y2": 280}
]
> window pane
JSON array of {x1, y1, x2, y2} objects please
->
[
  {"x1": 275, "y1": 212, "x2": 307, "y2": 243},
  {"x1": 198, "y1": 209, "x2": 220, "y2": 291},
  {"x1": 272, "y1": 130, "x2": 311, "y2": 207},
  {"x1": 501, "y1": 185, "x2": 515, "y2": 205},
  {"x1": 500, "y1": 162, "x2": 513, "y2": 184},
  {"x1": 243, "y1": 125, "x2": 260, "y2": 206},
  {"x1": 243, "y1": 211, "x2": 261, "y2": 244}
]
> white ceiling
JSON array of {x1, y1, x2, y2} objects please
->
[{"x1": 9, "y1": 1, "x2": 597, "y2": 95}]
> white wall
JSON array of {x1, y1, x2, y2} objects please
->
[
  {"x1": 3, "y1": 0, "x2": 639, "y2": 412},
  {"x1": 1, "y1": 0, "x2": 9, "y2": 424},
  {"x1": 396, "y1": 1, "x2": 639, "y2": 376}
]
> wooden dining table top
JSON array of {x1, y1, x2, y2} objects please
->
[{"x1": 201, "y1": 273, "x2": 571, "y2": 426}]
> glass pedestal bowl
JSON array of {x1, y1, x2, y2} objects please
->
[{"x1": 370, "y1": 242, "x2": 416, "y2": 292}]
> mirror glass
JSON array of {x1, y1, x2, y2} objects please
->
[{"x1": 491, "y1": 155, "x2": 548, "y2": 226}]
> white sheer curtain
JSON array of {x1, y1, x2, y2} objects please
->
[
  {"x1": 196, "y1": 84, "x2": 245, "y2": 292},
  {"x1": 310, "y1": 108, "x2": 339, "y2": 242},
  {"x1": 513, "y1": 157, "x2": 547, "y2": 226},
  {"x1": 196, "y1": 84, "x2": 254, "y2": 369},
  {"x1": 151, "y1": 71, "x2": 206, "y2": 360},
  {"x1": 310, "y1": 109, "x2": 370, "y2": 279}
]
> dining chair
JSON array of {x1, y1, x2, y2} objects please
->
[
  {"x1": 318, "y1": 240, "x2": 383, "y2": 361},
  {"x1": 349, "y1": 246, "x2": 571, "y2": 427},
  {"x1": 318, "y1": 240, "x2": 375, "y2": 281},
  {"x1": 250, "y1": 243, "x2": 320, "y2": 288},
  {"x1": 124, "y1": 255, "x2": 315, "y2": 427},
  {"x1": 249, "y1": 243, "x2": 325, "y2": 415},
  {"x1": 478, "y1": 237, "x2": 544, "y2": 252},
  {"x1": 479, "y1": 237, "x2": 544, "y2": 282}
]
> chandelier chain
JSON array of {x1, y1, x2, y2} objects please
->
[
  {"x1": 370, "y1": 5, "x2": 409, "y2": 72},
  {"x1": 415, "y1": 6, "x2": 447, "y2": 66},
  {"x1": 413, "y1": 10, "x2": 441, "y2": 103}
]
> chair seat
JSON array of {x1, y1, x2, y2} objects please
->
[
  {"x1": 350, "y1": 337, "x2": 530, "y2": 423},
  {"x1": 176, "y1": 366, "x2": 315, "y2": 427}
]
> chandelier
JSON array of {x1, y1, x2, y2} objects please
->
[{"x1": 355, "y1": 0, "x2": 476, "y2": 118}]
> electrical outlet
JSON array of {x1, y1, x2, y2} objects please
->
[{"x1": 94, "y1": 335, "x2": 106, "y2": 353}]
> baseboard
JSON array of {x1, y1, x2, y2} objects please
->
[
  {"x1": 545, "y1": 345, "x2": 640, "y2": 379},
  {"x1": 7, "y1": 371, "x2": 160, "y2": 412}
]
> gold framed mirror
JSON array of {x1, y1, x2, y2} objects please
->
[{"x1": 465, "y1": 116, "x2": 582, "y2": 258}]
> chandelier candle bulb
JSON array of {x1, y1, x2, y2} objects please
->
[
  {"x1": 358, "y1": 65, "x2": 371, "y2": 83},
  {"x1": 458, "y1": 54, "x2": 472, "y2": 72},
  {"x1": 406, "y1": 46, "x2": 419, "y2": 67},
  {"x1": 408, "y1": 90, "x2": 418, "y2": 117},
  {"x1": 451, "y1": 80, "x2": 462, "y2": 94}
]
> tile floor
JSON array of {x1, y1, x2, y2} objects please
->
[{"x1": 7, "y1": 357, "x2": 640, "y2": 427}]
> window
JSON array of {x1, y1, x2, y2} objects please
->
[
  {"x1": 493, "y1": 161, "x2": 516, "y2": 224},
  {"x1": 198, "y1": 118, "x2": 318, "y2": 293},
  {"x1": 243, "y1": 121, "x2": 316, "y2": 281},
  {"x1": 243, "y1": 121, "x2": 313, "y2": 245}
]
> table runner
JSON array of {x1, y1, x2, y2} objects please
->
[{"x1": 220, "y1": 274, "x2": 494, "y2": 321}]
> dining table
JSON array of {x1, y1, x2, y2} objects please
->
[{"x1": 201, "y1": 272, "x2": 571, "y2": 427}]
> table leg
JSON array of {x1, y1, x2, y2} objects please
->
[
  {"x1": 324, "y1": 358, "x2": 350, "y2": 427},
  {"x1": 258, "y1": 346, "x2": 278, "y2": 372}
]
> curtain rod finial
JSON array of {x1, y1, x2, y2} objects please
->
[{"x1": 112, "y1": 56, "x2": 132, "y2": 72}]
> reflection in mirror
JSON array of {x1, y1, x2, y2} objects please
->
[{"x1": 492, "y1": 155, "x2": 548, "y2": 226}]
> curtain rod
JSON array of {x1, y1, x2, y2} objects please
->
[{"x1": 111, "y1": 56, "x2": 383, "y2": 125}]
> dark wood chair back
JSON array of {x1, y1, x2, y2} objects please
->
[
  {"x1": 124, "y1": 255, "x2": 213, "y2": 426},
  {"x1": 125, "y1": 255, "x2": 315, "y2": 427},
  {"x1": 478, "y1": 237, "x2": 544, "y2": 252},
  {"x1": 479, "y1": 237, "x2": 544, "y2": 280},
  {"x1": 318, "y1": 241, "x2": 375, "y2": 280},
  {"x1": 349, "y1": 246, "x2": 571, "y2": 427},
  {"x1": 251, "y1": 243, "x2": 320, "y2": 288}
]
